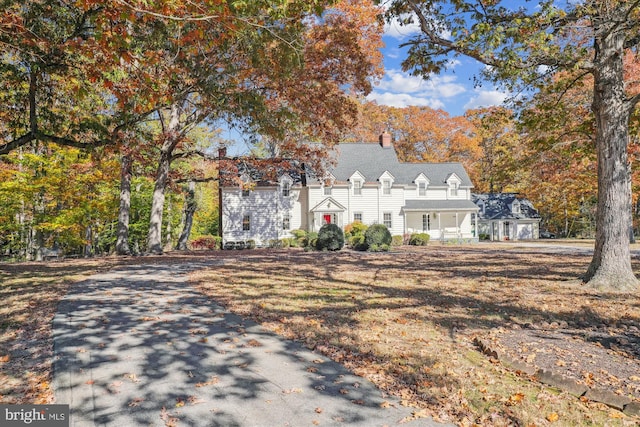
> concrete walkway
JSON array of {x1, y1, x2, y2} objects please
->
[{"x1": 52, "y1": 261, "x2": 446, "y2": 426}]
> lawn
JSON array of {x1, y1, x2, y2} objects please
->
[
  {"x1": 1, "y1": 244, "x2": 639, "y2": 426},
  {"x1": 192, "y1": 245, "x2": 640, "y2": 426}
]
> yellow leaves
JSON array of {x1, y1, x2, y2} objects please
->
[
  {"x1": 195, "y1": 376, "x2": 219, "y2": 388},
  {"x1": 505, "y1": 392, "x2": 525, "y2": 406},
  {"x1": 546, "y1": 412, "x2": 559, "y2": 422}
]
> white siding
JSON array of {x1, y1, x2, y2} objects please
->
[{"x1": 222, "y1": 186, "x2": 304, "y2": 246}]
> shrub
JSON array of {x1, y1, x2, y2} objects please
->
[
  {"x1": 364, "y1": 224, "x2": 392, "y2": 249},
  {"x1": 349, "y1": 235, "x2": 367, "y2": 251},
  {"x1": 409, "y1": 233, "x2": 430, "y2": 246},
  {"x1": 268, "y1": 239, "x2": 282, "y2": 248},
  {"x1": 246, "y1": 240, "x2": 256, "y2": 249},
  {"x1": 290, "y1": 229, "x2": 307, "y2": 246},
  {"x1": 391, "y1": 235, "x2": 404, "y2": 246},
  {"x1": 315, "y1": 223, "x2": 344, "y2": 251},
  {"x1": 191, "y1": 235, "x2": 221, "y2": 250},
  {"x1": 280, "y1": 238, "x2": 290, "y2": 248},
  {"x1": 344, "y1": 221, "x2": 368, "y2": 239}
]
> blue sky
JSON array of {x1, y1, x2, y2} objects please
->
[{"x1": 369, "y1": 16, "x2": 509, "y2": 117}]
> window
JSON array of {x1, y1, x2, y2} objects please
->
[
  {"x1": 418, "y1": 182, "x2": 427, "y2": 197},
  {"x1": 282, "y1": 213, "x2": 290, "y2": 230},
  {"x1": 382, "y1": 180, "x2": 391, "y2": 195},
  {"x1": 282, "y1": 182, "x2": 291, "y2": 197},
  {"x1": 512, "y1": 201, "x2": 521, "y2": 214},
  {"x1": 242, "y1": 214, "x2": 250, "y2": 231},
  {"x1": 323, "y1": 185, "x2": 332, "y2": 196},
  {"x1": 422, "y1": 214, "x2": 430, "y2": 231},
  {"x1": 353, "y1": 180, "x2": 362, "y2": 196},
  {"x1": 383, "y1": 212, "x2": 392, "y2": 228},
  {"x1": 449, "y1": 182, "x2": 459, "y2": 197},
  {"x1": 354, "y1": 212, "x2": 363, "y2": 222}
]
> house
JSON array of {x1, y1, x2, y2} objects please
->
[
  {"x1": 219, "y1": 133, "x2": 479, "y2": 246},
  {"x1": 472, "y1": 193, "x2": 541, "y2": 240}
]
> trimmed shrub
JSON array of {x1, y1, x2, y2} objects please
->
[
  {"x1": 316, "y1": 223, "x2": 344, "y2": 251},
  {"x1": 409, "y1": 233, "x2": 430, "y2": 246},
  {"x1": 349, "y1": 235, "x2": 367, "y2": 251},
  {"x1": 391, "y1": 235, "x2": 404, "y2": 246},
  {"x1": 246, "y1": 240, "x2": 256, "y2": 249},
  {"x1": 364, "y1": 224, "x2": 392, "y2": 248}
]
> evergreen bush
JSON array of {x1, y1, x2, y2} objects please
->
[
  {"x1": 409, "y1": 233, "x2": 430, "y2": 246},
  {"x1": 364, "y1": 224, "x2": 392, "y2": 248},
  {"x1": 316, "y1": 223, "x2": 344, "y2": 251}
]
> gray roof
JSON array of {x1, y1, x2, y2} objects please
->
[
  {"x1": 472, "y1": 193, "x2": 541, "y2": 220},
  {"x1": 403, "y1": 200, "x2": 479, "y2": 211},
  {"x1": 318, "y1": 143, "x2": 474, "y2": 187}
]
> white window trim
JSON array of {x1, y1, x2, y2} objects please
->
[
  {"x1": 417, "y1": 181, "x2": 427, "y2": 197},
  {"x1": 382, "y1": 179, "x2": 392, "y2": 196},
  {"x1": 352, "y1": 179, "x2": 363, "y2": 196},
  {"x1": 383, "y1": 212, "x2": 392, "y2": 229}
]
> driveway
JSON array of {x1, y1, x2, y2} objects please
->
[{"x1": 52, "y1": 261, "x2": 447, "y2": 426}]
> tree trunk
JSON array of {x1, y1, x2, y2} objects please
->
[
  {"x1": 176, "y1": 181, "x2": 197, "y2": 251},
  {"x1": 115, "y1": 154, "x2": 132, "y2": 255},
  {"x1": 146, "y1": 104, "x2": 182, "y2": 254},
  {"x1": 583, "y1": 23, "x2": 639, "y2": 291},
  {"x1": 147, "y1": 149, "x2": 171, "y2": 254}
]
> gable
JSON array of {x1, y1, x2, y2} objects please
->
[{"x1": 310, "y1": 197, "x2": 347, "y2": 212}]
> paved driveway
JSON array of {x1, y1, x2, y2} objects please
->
[{"x1": 52, "y1": 261, "x2": 447, "y2": 426}]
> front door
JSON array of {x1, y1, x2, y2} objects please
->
[{"x1": 323, "y1": 214, "x2": 332, "y2": 224}]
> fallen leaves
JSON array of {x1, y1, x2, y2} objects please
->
[
  {"x1": 546, "y1": 412, "x2": 559, "y2": 422},
  {"x1": 195, "y1": 376, "x2": 219, "y2": 388}
]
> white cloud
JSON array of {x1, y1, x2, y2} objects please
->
[
  {"x1": 463, "y1": 89, "x2": 509, "y2": 111},
  {"x1": 376, "y1": 69, "x2": 466, "y2": 99},
  {"x1": 384, "y1": 16, "x2": 421, "y2": 40},
  {"x1": 366, "y1": 91, "x2": 445, "y2": 110}
]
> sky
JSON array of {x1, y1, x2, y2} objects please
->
[{"x1": 369, "y1": 16, "x2": 509, "y2": 118}]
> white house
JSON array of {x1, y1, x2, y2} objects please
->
[
  {"x1": 472, "y1": 193, "x2": 542, "y2": 240},
  {"x1": 219, "y1": 133, "x2": 479, "y2": 246}
]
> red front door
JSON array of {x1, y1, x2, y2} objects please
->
[{"x1": 323, "y1": 214, "x2": 332, "y2": 224}]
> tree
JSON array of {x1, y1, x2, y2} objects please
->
[
  {"x1": 382, "y1": 0, "x2": 640, "y2": 291},
  {"x1": 465, "y1": 107, "x2": 523, "y2": 194}
]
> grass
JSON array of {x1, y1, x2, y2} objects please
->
[
  {"x1": 2, "y1": 244, "x2": 639, "y2": 426},
  {"x1": 192, "y1": 245, "x2": 640, "y2": 426}
]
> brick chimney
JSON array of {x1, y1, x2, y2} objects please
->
[
  {"x1": 218, "y1": 146, "x2": 227, "y2": 159},
  {"x1": 379, "y1": 131, "x2": 392, "y2": 148}
]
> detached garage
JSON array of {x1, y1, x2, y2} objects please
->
[{"x1": 472, "y1": 193, "x2": 542, "y2": 241}]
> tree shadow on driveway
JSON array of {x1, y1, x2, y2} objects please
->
[{"x1": 53, "y1": 263, "x2": 432, "y2": 426}]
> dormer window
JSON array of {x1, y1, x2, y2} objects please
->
[
  {"x1": 282, "y1": 182, "x2": 290, "y2": 197},
  {"x1": 418, "y1": 181, "x2": 427, "y2": 197},
  {"x1": 353, "y1": 179, "x2": 362, "y2": 196},
  {"x1": 414, "y1": 173, "x2": 429, "y2": 197},
  {"x1": 512, "y1": 200, "x2": 521, "y2": 214},
  {"x1": 449, "y1": 182, "x2": 459, "y2": 197},
  {"x1": 382, "y1": 179, "x2": 391, "y2": 196}
]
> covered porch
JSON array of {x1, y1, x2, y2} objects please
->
[{"x1": 402, "y1": 200, "x2": 480, "y2": 242}]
